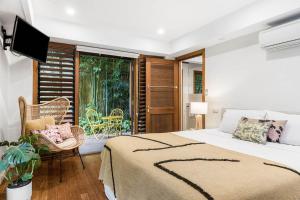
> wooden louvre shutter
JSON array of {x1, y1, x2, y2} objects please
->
[
  {"x1": 36, "y1": 42, "x2": 77, "y2": 124},
  {"x1": 137, "y1": 56, "x2": 146, "y2": 133}
]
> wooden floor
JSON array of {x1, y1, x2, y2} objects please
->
[{"x1": 0, "y1": 154, "x2": 107, "y2": 200}]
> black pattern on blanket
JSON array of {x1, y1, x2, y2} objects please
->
[{"x1": 100, "y1": 133, "x2": 300, "y2": 200}]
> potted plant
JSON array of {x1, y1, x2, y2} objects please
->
[{"x1": 0, "y1": 134, "x2": 48, "y2": 200}]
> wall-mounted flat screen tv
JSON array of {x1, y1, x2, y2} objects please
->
[{"x1": 11, "y1": 16, "x2": 49, "y2": 63}]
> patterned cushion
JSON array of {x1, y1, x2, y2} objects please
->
[
  {"x1": 31, "y1": 129, "x2": 63, "y2": 144},
  {"x1": 233, "y1": 117, "x2": 272, "y2": 144},
  {"x1": 46, "y1": 123, "x2": 74, "y2": 139},
  {"x1": 267, "y1": 120, "x2": 288, "y2": 143}
]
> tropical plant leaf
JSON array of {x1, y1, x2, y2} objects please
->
[
  {"x1": 19, "y1": 134, "x2": 38, "y2": 145},
  {"x1": 31, "y1": 153, "x2": 40, "y2": 160},
  {"x1": 3, "y1": 143, "x2": 35, "y2": 165},
  {"x1": 38, "y1": 145, "x2": 49, "y2": 152},
  {"x1": 32, "y1": 159, "x2": 41, "y2": 170},
  {"x1": 21, "y1": 172, "x2": 32, "y2": 182},
  {"x1": 0, "y1": 160, "x2": 9, "y2": 172},
  {"x1": 7, "y1": 171, "x2": 13, "y2": 183}
]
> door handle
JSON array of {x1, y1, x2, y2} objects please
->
[{"x1": 147, "y1": 105, "x2": 150, "y2": 112}]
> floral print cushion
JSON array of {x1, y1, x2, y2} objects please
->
[
  {"x1": 233, "y1": 117, "x2": 272, "y2": 144},
  {"x1": 46, "y1": 123, "x2": 74, "y2": 140},
  {"x1": 31, "y1": 129, "x2": 63, "y2": 144},
  {"x1": 267, "y1": 120, "x2": 287, "y2": 143}
]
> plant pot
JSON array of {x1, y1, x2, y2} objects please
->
[{"x1": 6, "y1": 180, "x2": 32, "y2": 200}]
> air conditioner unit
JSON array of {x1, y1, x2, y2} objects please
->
[{"x1": 259, "y1": 19, "x2": 300, "y2": 51}]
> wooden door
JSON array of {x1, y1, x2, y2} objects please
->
[{"x1": 146, "y1": 58, "x2": 179, "y2": 133}]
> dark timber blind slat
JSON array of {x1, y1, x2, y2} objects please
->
[
  {"x1": 38, "y1": 42, "x2": 76, "y2": 125},
  {"x1": 137, "y1": 56, "x2": 146, "y2": 133}
]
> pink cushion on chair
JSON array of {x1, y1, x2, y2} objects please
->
[
  {"x1": 31, "y1": 129, "x2": 63, "y2": 144},
  {"x1": 46, "y1": 123, "x2": 74, "y2": 139}
]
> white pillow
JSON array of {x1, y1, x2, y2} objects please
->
[
  {"x1": 266, "y1": 111, "x2": 300, "y2": 146},
  {"x1": 219, "y1": 109, "x2": 267, "y2": 134}
]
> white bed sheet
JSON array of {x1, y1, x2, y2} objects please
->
[
  {"x1": 104, "y1": 129, "x2": 300, "y2": 200},
  {"x1": 175, "y1": 128, "x2": 300, "y2": 171}
]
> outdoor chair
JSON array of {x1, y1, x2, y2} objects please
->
[
  {"x1": 109, "y1": 108, "x2": 124, "y2": 134},
  {"x1": 86, "y1": 108, "x2": 107, "y2": 140},
  {"x1": 86, "y1": 108, "x2": 124, "y2": 140}
]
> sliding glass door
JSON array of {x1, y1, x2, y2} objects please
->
[{"x1": 79, "y1": 53, "x2": 132, "y2": 135}]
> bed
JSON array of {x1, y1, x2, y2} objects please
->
[{"x1": 99, "y1": 128, "x2": 300, "y2": 200}]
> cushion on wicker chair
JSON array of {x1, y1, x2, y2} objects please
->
[
  {"x1": 56, "y1": 138, "x2": 77, "y2": 149},
  {"x1": 46, "y1": 123, "x2": 74, "y2": 139},
  {"x1": 25, "y1": 116, "x2": 55, "y2": 134},
  {"x1": 31, "y1": 129, "x2": 63, "y2": 144}
]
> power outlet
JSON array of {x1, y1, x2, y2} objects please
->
[{"x1": 212, "y1": 109, "x2": 219, "y2": 114}]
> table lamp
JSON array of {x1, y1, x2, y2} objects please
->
[{"x1": 190, "y1": 102, "x2": 208, "y2": 129}]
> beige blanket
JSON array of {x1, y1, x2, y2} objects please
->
[{"x1": 99, "y1": 133, "x2": 300, "y2": 200}]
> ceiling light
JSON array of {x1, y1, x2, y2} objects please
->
[
  {"x1": 66, "y1": 7, "x2": 75, "y2": 16},
  {"x1": 157, "y1": 28, "x2": 165, "y2": 35}
]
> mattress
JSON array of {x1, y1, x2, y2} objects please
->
[{"x1": 103, "y1": 129, "x2": 300, "y2": 200}]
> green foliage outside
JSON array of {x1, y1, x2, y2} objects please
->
[
  {"x1": 194, "y1": 71, "x2": 203, "y2": 94},
  {"x1": 79, "y1": 55, "x2": 132, "y2": 135}
]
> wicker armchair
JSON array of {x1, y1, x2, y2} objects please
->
[{"x1": 18, "y1": 96, "x2": 85, "y2": 182}]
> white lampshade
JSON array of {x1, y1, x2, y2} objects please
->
[{"x1": 190, "y1": 102, "x2": 208, "y2": 115}]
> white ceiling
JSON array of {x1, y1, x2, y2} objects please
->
[
  {"x1": 31, "y1": 0, "x2": 258, "y2": 42},
  {"x1": 2, "y1": 0, "x2": 298, "y2": 56}
]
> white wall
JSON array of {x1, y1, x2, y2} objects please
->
[
  {"x1": 206, "y1": 32, "x2": 300, "y2": 128},
  {"x1": 0, "y1": 31, "x2": 32, "y2": 144},
  {"x1": 0, "y1": 40, "x2": 9, "y2": 147},
  {"x1": 7, "y1": 58, "x2": 33, "y2": 141}
]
